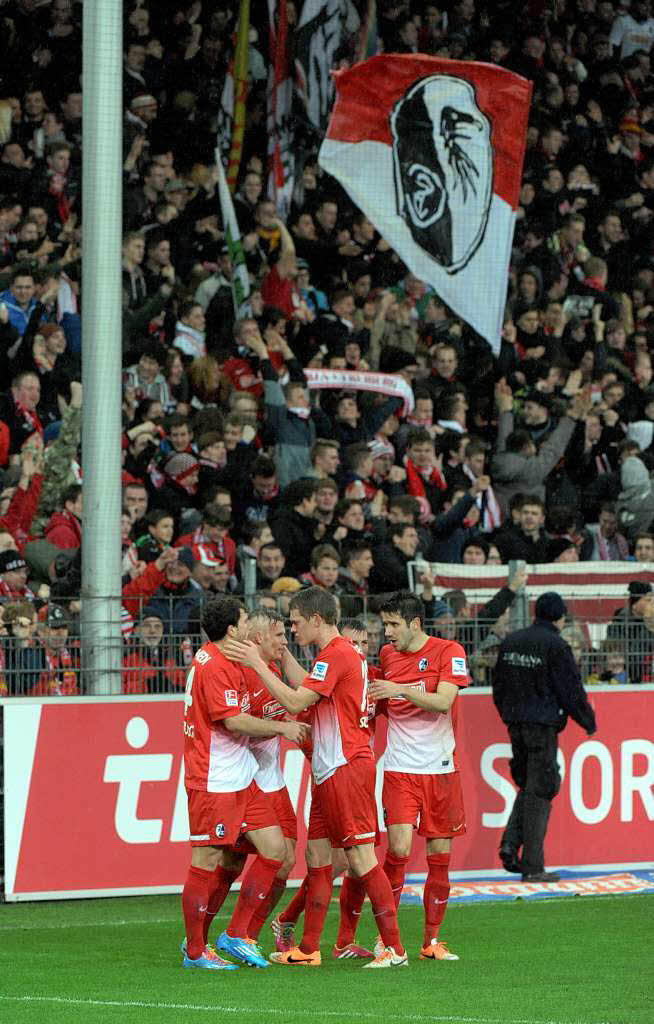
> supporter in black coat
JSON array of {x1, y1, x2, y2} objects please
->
[{"x1": 492, "y1": 593, "x2": 596, "y2": 882}]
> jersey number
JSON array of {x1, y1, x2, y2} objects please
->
[
  {"x1": 184, "y1": 665, "x2": 195, "y2": 717},
  {"x1": 359, "y1": 660, "x2": 369, "y2": 724}
]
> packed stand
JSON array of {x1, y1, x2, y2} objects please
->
[{"x1": 1, "y1": 0, "x2": 654, "y2": 695}]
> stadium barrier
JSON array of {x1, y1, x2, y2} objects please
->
[{"x1": 2, "y1": 687, "x2": 652, "y2": 901}]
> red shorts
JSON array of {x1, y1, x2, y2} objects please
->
[
  {"x1": 186, "y1": 780, "x2": 277, "y2": 847},
  {"x1": 308, "y1": 758, "x2": 378, "y2": 849},
  {"x1": 273, "y1": 785, "x2": 298, "y2": 841},
  {"x1": 235, "y1": 785, "x2": 297, "y2": 855},
  {"x1": 382, "y1": 771, "x2": 466, "y2": 839}
]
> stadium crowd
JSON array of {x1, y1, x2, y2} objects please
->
[{"x1": 2, "y1": 0, "x2": 654, "y2": 694}]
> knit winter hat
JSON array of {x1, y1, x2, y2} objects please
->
[
  {"x1": 164, "y1": 453, "x2": 199, "y2": 482},
  {"x1": 535, "y1": 591, "x2": 567, "y2": 622},
  {"x1": 628, "y1": 580, "x2": 653, "y2": 605},
  {"x1": 0, "y1": 550, "x2": 27, "y2": 574}
]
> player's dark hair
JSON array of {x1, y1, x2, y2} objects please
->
[
  {"x1": 201, "y1": 596, "x2": 244, "y2": 641},
  {"x1": 289, "y1": 585, "x2": 338, "y2": 625},
  {"x1": 381, "y1": 590, "x2": 425, "y2": 626},
  {"x1": 339, "y1": 617, "x2": 366, "y2": 633}
]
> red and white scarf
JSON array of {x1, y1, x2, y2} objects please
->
[
  {"x1": 405, "y1": 456, "x2": 446, "y2": 521},
  {"x1": 462, "y1": 464, "x2": 502, "y2": 531}
]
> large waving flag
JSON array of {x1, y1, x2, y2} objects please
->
[
  {"x1": 267, "y1": 0, "x2": 295, "y2": 217},
  {"x1": 215, "y1": 0, "x2": 250, "y2": 190},
  {"x1": 295, "y1": 0, "x2": 355, "y2": 132},
  {"x1": 319, "y1": 55, "x2": 532, "y2": 353},
  {"x1": 215, "y1": 149, "x2": 251, "y2": 319}
]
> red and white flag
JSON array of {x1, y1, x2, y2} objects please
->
[
  {"x1": 319, "y1": 55, "x2": 532, "y2": 353},
  {"x1": 267, "y1": 0, "x2": 295, "y2": 217}
]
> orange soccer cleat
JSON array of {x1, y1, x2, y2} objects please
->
[
  {"x1": 268, "y1": 946, "x2": 321, "y2": 966},
  {"x1": 420, "y1": 939, "x2": 460, "y2": 961}
]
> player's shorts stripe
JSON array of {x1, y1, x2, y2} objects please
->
[
  {"x1": 354, "y1": 831, "x2": 376, "y2": 840},
  {"x1": 189, "y1": 833, "x2": 210, "y2": 841}
]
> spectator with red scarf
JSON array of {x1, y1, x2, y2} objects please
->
[{"x1": 404, "y1": 428, "x2": 447, "y2": 522}]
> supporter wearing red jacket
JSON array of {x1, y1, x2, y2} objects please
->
[{"x1": 44, "y1": 484, "x2": 82, "y2": 549}]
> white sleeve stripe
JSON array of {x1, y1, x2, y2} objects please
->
[{"x1": 189, "y1": 833, "x2": 211, "y2": 841}]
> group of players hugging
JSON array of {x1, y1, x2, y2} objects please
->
[{"x1": 181, "y1": 586, "x2": 467, "y2": 970}]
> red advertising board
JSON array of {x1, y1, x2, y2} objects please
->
[{"x1": 2, "y1": 689, "x2": 653, "y2": 900}]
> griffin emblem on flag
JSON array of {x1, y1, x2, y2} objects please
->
[{"x1": 390, "y1": 75, "x2": 493, "y2": 274}]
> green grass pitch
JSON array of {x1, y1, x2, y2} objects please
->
[{"x1": 0, "y1": 891, "x2": 649, "y2": 1024}]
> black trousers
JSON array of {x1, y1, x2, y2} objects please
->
[{"x1": 502, "y1": 722, "x2": 561, "y2": 874}]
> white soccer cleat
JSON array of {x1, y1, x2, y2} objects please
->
[{"x1": 362, "y1": 945, "x2": 408, "y2": 968}]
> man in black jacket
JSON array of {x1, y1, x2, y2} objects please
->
[{"x1": 492, "y1": 592, "x2": 596, "y2": 882}]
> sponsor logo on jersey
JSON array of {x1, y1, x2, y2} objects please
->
[
  {"x1": 263, "y1": 700, "x2": 282, "y2": 718},
  {"x1": 215, "y1": 823, "x2": 225, "y2": 838},
  {"x1": 225, "y1": 689, "x2": 239, "y2": 707},
  {"x1": 419, "y1": 657, "x2": 428, "y2": 671},
  {"x1": 451, "y1": 656, "x2": 467, "y2": 676},
  {"x1": 311, "y1": 660, "x2": 328, "y2": 681}
]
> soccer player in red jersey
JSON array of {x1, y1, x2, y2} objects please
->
[
  {"x1": 369, "y1": 590, "x2": 468, "y2": 962},
  {"x1": 271, "y1": 618, "x2": 377, "y2": 961},
  {"x1": 181, "y1": 596, "x2": 308, "y2": 970},
  {"x1": 225, "y1": 587, "x2": 407, "y2": 968},
  {"x1": 236, "y1": 609, "x2": 299, "y2": 942}
]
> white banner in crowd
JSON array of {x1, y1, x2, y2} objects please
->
[{"x1": 303, "y1": 367, "x2": 415, "y2": 416}]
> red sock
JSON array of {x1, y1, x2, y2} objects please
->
[
  {"x1": 226, "y1": 855, "x2": 283, "y2": 940},
  {"x1": 247, "y1": 874, "x2": 287, "y2": 940},
  {"x1": 203, "y1": 864, "x2": 241, "y2": 945},
  {"x1": 279, "y1": 875, "x2": 308, "y2": 924},
  {"x1": 299, "y1": 865, "x2": 332, "y2": 954},
  {"x1": 182, "y1": 865, "x2": 213, "y2": 960},
  {"x1": 336, "y1": 874, "x2": 366, "y2": 948},
  {"x1": 423, "y1": 853, "x2": 450, "y2": 946},
  {"x1": 361, "y1": 863, "x2": 404, "y2": 955},
  {"x1": 382, "y1": 852, "x2": 410, "y2": 910}
]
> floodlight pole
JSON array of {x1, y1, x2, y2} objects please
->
[{"x1": 80, "y1": 0, "x2": 124, "y2": 694}]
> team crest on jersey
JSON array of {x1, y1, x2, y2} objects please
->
[
  {"x1": 451, "y1": 656, "x2": 467, "y2": 676},
  {"x1": 225, "y1": 689, "x2": 239, "y2": 707},
  {"x1": 419, "y1": 657, "x2": 429, "y2": 671},
  {"x1": 215, "y1": 823, "x2": 225, "y2": 838},
  {"x1": 311, "y1": 661, "x2": 328, "y2": 681}
]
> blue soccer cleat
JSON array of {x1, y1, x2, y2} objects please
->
[
  {"x1": 216, "y1": 930, "x2": 269, "y2": 968},
  {"x1": 181, "y1": 939, "x2": 238, "y2": 969}
]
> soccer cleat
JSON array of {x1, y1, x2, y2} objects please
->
[
  {"x1": 216, "y1": 930, "x2": 269, "y2": 968},
  {"x1": 521, "y1": 871, "x2": 561, "y2": 883},
  {"x1": 182, "y1": 940, "x2": 239, "y2": 970},
  {"x1": 271, "y1": 915, "x2": 296, "y2": 953},
  {"x1": 420, "y1": 940, "x2": 459, "y2": 961},
  {"x1": 362, "y1": 945, "x2": 408, "y2": 969},
  {"x1": 331, "y1": 942, "x2": 375, "y2": 960},
  {"x1": 373, "y1": 934, "x2": 385, "y2": 958},
  {"x1": 269, "y1": 946, "x2": 321, "y2": 966}
]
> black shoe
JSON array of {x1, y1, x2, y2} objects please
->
[
  {"x1": 521, "y1": 871, "x2": 561, "y2": 883},
  {"x1": 499, "y1": 844, "x2": 521, "y2": 873}
]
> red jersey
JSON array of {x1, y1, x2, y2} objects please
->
[
  {"x1": 183, "y1": 641, "x2": 257, "y2": 793},
  {"x1": 242, "y1": 661, "x2": 286, "y2": 792},
  {"x1": 379, "y1": 636, "x2": 468, "y2": 775},
  {"x1": 302, "y1": 634, "x2": 374, "y2": 784}
]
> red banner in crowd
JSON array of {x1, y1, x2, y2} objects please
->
[{"x1": 3, "y1": 690, "x2": 652, "y2": 900}]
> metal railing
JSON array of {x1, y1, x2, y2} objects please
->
[{"x1": 1, "y1": 594, "x2": 651, "y2": 695}]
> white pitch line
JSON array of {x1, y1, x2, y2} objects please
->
[{"x1": 0, "y1": 996, "x2": 622, "y2": 1024}]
